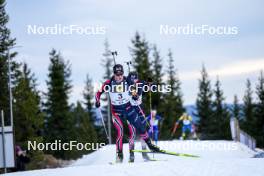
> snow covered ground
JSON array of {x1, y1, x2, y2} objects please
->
[{"x1": 3, "y1": 140, "x2": 264, "y2": 176}]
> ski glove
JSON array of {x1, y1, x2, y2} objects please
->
[
  {"x1": 95, "y1": 101, "x2": 100, "y2": 108},
  {"x1": 132, "y1": 94, "x2": 139, "y2": 101}
]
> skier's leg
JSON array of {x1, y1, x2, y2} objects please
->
[
  {"x1": 112, "y1": 112, "x2": 124, "y2": 162},
  {"x1": 181, "y1": 125, "x2": 186, "y2": 140},
  {"x1": 125, "y1": 105, "x2": 160, "y2": 152},
  {"x1": 148, "y1": 129, "x2": 152, "y2": 140},
  {"x1": 140, "y1": 139, "x2": 150, "y2": 160},
  {"x1": 154, "y1": 130, "x2": 159, "y2": 145},
  {"x1": 134, "y1": 105, "x2": 150, "y2": 159},
  {"x1": 140, "y1": 138, "x2": 147, "y2": 150},
  {"x1": 128, "y1": 123, "x2": 136, "y2": 151},
  {"x1": 128, "y1": 122, "x2": 136, "y2": 162}
]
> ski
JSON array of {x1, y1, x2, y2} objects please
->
[
  {"x1": 132, "y1": 149, "x2": 200, "y2": 158},
  {"x1": 109, "y1": 159, "x2": 166, "y2": 165},
  {"x1": 144, "y1": 158, "x2": 168, "y2": 162},
  {"x1": 109, "y1": 161, "x2": 123, "y2": 165}
]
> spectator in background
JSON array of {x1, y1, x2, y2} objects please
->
[{"x1": 14, "y1": 145, "x2": 30, "y2": 171}]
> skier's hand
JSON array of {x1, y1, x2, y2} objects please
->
[
  {"x1": 132, "y1": 94, "x2": 139, "y2": 101},
  {"x1": 95, "y1": 101, "x2": 100, "y2": 108}
]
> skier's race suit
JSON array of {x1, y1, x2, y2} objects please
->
[
  {"x1": 147, "y1": 113, "x2": 162, "y2": 144},
  {"x1": 174, "y1": 113, "x2": 193, "y2": 139},
  {"x1": 95, "y1": 76, "x2": 148, "y2": 153}
]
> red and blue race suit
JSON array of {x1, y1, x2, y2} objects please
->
[{"x1": 95, "y1": 76, "x2": 148, "y2": 152}]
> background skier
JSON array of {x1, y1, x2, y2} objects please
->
[
  {"x1": 171, "y1": 113, "x2": 194, "y2": 140},
  {"x1": 147, "y1": 110, "x2": 163, "y2": 145}
]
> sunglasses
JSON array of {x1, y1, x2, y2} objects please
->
[{"x1": 114, "y1": 72, "x2": 124, "y2": 76}]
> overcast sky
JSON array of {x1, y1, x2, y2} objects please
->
[{"x1": 6, "y1": 0, "x2": 264, "y2": 105}]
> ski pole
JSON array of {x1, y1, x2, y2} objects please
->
[
  {"x1": 149, "y1": 89, "x2": 155, "y2": 158},
  {"x1": 96, "y1": 107, "x2": 109, "y2": 140},
  {"x1": 137, "y1": 104, "x2": 151, "y2": 128},
  {"x1": 111, "y1": 51, "x2": 117, "y2": 65},
  {"x1": 171, "y1": 122, "x2": 179, "y2": 138},
  {"x1": 125, "y1": 61, "x2": 132, "y2": 73}
]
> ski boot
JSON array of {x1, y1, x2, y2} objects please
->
[
  {"x1": 145, "y1": 138, "x2": 160, "y2": 152},
  {"x1": 142, "y1": 152, "x2": 151, "y2": 161},
  {"x1": 141, "y1": 145, "x2": 150, "y2": 161},
  {"x1": 116, "y1": 151, "x2": 123, "y2": 163},
  {"x1": 129, "y1": 150, "x2": 135, "y2": 163}
]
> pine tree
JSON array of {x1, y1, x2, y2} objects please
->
[
  {"x1": 212, "y1": 77, "x2": 231, "y2": 139},
  {"x1": 161, "y1": 49, "x2": 184, "y2": 139},
  {"x1": 13, "y1": 63, "x2": 44, "y2": 169},
  {"x1": 130, "y1": 32, "x2": 153, "y2": 113},
  {"x1": 83, "y1": 74, "x2": 94, "y2": 119},
  {"x1": 242, "y1": 79, "x2": 255, "y2": 136},
  {"x1": 44, "y1": 49, "x2": 74, "y2": 159},
  {"x1": 72, "y1": 102, "x2": 97, "y2": 158},
  {"x1": 0, "y1": 0, "x2": 19, "y2": 125},
  {"x1": 83, "y1": 74, "x2": 100, "y2": 144},
  {"x1": 255, "y1": 71, "x2": 264, "y2": 147},
  {"x1": 195, "y1": 65, "x2": 214, "y2": 139},
  {"x1": 151, "y1": 44, "x2": 164, "y2": 110},
  {"x1": 101, "y1": 39, "x2": 113, "y2": 80},
  {"x1": 130, "y1": 32, "x2": 152, "y2": 81},
  {"x1": 232, "y1": 95, "x2": 242, "y2": 121},
  {"x1": 99, "y1": 39, "x2": 113, "y2": 143}
]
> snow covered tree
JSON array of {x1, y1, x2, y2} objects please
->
[
  {"x1": 161, "y1": 49, "x2": 184, "y2": 139},
  {"x1": 195, "y1": 65, "x2": 214, "y2": 139},
  {"x1": 44, "y1": 49, "x2": 74, "y2": 159},
  {"x1": 255, "y1": 71, "x2": 264, "y2": 147}
]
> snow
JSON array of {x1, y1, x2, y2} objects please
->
[{"x1": 3, "y1": 140, "x2": 264, "y2": 176}]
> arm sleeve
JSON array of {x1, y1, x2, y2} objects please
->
[
  {"x1": 156, "y1": 115, "x2": 162, "y2": 120},
  {"x1": 147, "y1": 115, "x2": 151, "y2": 121},
  {"x1": 95, "y1": 79, "x2": 110, "y2": 102}
]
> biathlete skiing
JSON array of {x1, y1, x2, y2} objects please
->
[
  {"x1": 95, "y1": 64, "x2": 160, "y2": 163},
  {"x1": 171, "y1": 112, "x2": 197, "y2": 140},
  {"x1": 127, "y1": 71, "x2": 152, "y2": 161},
  {"x1": 147, "y1": 110, "x2": 163, "y2": 145}
]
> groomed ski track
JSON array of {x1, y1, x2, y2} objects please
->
[{"x1": 3, "y1": 140, "x2": 264, "y2": 176}]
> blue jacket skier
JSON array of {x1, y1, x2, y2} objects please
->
[{"x1": 147, "y1": 110, "x2": 162, "y2": 145}]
